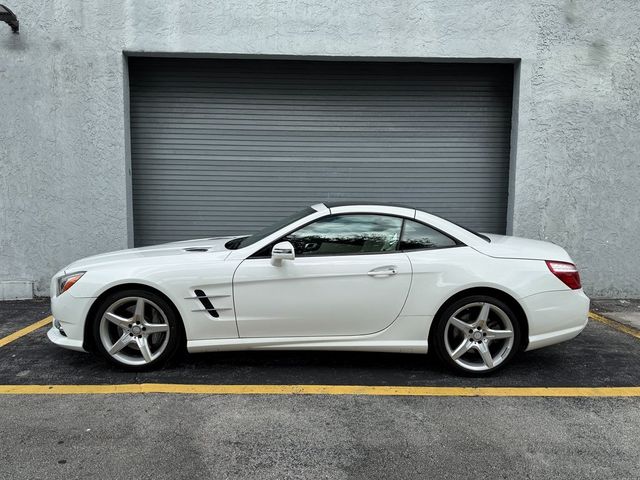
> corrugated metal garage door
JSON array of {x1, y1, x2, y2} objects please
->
[{"x1": 129, "y1": 58, "x2": 513, "y2": 246}]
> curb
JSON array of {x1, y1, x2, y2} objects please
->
[{"x1": 588, "y1": 311, "x2": 640, "y2": 340}]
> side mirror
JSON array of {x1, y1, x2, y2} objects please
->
[{"x1": 271, "y1": 241, "x2": 295, "y2": 266}]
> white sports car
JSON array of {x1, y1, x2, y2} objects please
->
[{"x1": 48, "y1": 203, "x2": 589, "y2": 375}]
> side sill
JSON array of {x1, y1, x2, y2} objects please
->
[{"x1": 187, "y1": 338, "x2": 427, "y2": 354}]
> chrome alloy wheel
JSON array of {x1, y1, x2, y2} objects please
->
[
  {"x1": 444, "y1": 302, "x2": 515, "y2": 372},
  {"x1": 99, "y1": 296, "x2": 171, "y2": 366}
]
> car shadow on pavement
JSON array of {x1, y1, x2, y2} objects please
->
[{"x1": 0, "y1": 316, "x2": 638, "y2": 388}]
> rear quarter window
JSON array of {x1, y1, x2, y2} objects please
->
[{"x1": 400, "y1": 220, "x2": 458, "y2": 251}]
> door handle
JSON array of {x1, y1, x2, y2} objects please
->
[{"x1": 368, "y1": 266, "x2": 398, "y2": 277}]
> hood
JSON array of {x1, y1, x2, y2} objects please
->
[
  {"x1": 64, "y1": 236, "x2": 240, "y2": 273},
  {"x1": 472, "y1": 234, "x2": 574, "y2": 263}
]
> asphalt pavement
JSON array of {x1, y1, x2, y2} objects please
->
[{"x1": 0, "y1": 299, "x2": 639, "y2": 479}]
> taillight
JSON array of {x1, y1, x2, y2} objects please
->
[{"x1": 546, "y1": 261, "x2": 581, "y2": 290}]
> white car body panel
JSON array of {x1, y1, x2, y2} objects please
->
[
  {"x1": 233, "y1": 253, "x2": 412, "y2": 337},
  {"x1": 521, "y1": 289, "x2": 590, "y2": 350},
  {"x1": 401, "y1": 247, "x2": 571, "y2": 318},
  {"x1": 63, "y1": 237, "x2": 234, "y2": 273},
  {"x1": 48, "y1": 203, "x2": 589, "y2": 360},
  {"x1": 189, "y1": 314, "x2": 430, "y2": 354},
  {"x1": 473, "y1": 233, "x2": 573, "y2": 262},
  {"x1": 58, "y1": 237, "x2": 242, "y2": 341}
]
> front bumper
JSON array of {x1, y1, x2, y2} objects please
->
[
  {"x1": 48, "y1": 291, "x2": 95, "y2": 353},
  {"x1": 522, "y1": 288, "x2": 590, "y2": 351},
  {"x1": 47, "y1": 324, "x2": 86, "y2": 352}
]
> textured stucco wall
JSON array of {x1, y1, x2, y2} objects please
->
[{"x1": 1, "y1": 0, "x2": 639, "y2": 297}]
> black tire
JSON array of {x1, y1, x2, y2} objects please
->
[
  {"x1": 91, "y1": 289, "x2": 184, "y2": 371},
  {"x1": 431, "y1": 295, "x2": 522, "y2": 376}
]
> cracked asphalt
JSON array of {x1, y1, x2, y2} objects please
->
[{"x1": 0, "y1": 299, "x2": 639, "y2": 479}]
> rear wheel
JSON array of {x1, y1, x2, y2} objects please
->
[
  {"x1": 92, "y1": 289, "x2": 183, "y2": 370},
  {"x1": 432, "y1": 295, "x2": 521, "y2": 375}
]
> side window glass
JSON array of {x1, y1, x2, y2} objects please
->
[
  {"x1": 399, "y1": 220, "x2": 457, "y2": 250},
  {"x1": 284, "y1": 214, "x2": 402, "y2": 256}
]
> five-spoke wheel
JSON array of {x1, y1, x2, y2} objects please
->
[
  {"x1": 92, "y1": 290, "x2": 183, "y2": 370},
  {"x1": 432, "y1": 295, "x2": 521, "y2": 375}
]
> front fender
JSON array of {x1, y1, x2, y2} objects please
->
[{"x1": 67, "y1": 261, "x2": 241, "y2": 341}]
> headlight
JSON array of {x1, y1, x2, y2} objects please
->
[{"x1": 57, "y1": 272, "x2": 85, "y2": 295}]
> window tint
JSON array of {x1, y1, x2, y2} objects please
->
[
  {"x1": 399, "y1": 220, "x2": 457, "y2": 250},
  {"x1": 284, "y1": 214, "x2": 403, "y2": 256}
]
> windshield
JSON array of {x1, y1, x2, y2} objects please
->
[{"x1": 225, "y1": 207, "x2": 316, "y2": 250}]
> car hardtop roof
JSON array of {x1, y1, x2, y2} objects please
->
[
  {"x1": 321, "y1": 201, "x2": 416, "y2": 210},
  {"x1": 319, "y1": 202, "x2": 492, "y2": 244}
]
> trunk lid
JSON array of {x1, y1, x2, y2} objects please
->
[{"x1": 472, "y1": 234, "x2": 573, "y2": 263}]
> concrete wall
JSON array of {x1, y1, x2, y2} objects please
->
[{"x1": 1, "y1": 0, "x2": 639, "y2": 297}]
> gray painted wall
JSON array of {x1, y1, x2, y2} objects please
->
[{"x1": 1, "y1": 0, "x2": 639, "y2": 297}]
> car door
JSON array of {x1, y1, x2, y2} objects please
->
[{"x1": 233, "y1": 214, "x2": 412, "y2": 337}]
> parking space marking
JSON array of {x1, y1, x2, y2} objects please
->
[
  {"x1": 0, "y1": 384, "x2": 638, "y2": 396},
  {"x1": 589, "y1": 312, "x2": 640, "y2": 340},
  {"x1": 0, "y1": 316, "x2": 52, "y2": 348}
]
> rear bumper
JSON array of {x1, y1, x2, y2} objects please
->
[{"x1": 522, "y1": 289, "x2": 590, "y2": 351}]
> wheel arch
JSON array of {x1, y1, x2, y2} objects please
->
[
  {"x1": 428, "y1": 287, "x2": 529, "y2": 351},
  {"x1": 83, "y1": 283, "x2": 186, "y2": 352}
]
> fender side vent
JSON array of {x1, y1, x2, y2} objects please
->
[
  {"x1": 194, "y1": 289, "x2": 219, "y2": 318},
  {"x1": 184, "y1": 247, "x2": 209, "y2": 252}
]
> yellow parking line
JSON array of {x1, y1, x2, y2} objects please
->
[
  {"x1": 589, "y1": 312, "x2": 640, "y2": 340},
  {"x1": 0, "y1": 384, "x2": 638, "y2": 396},
  {"x1": 0, "y1": 316, "x2": 52, "y2": 348}
]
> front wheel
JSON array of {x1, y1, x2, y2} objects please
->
[
  {"x1": 431, "y1": 295, "x2": 521, "y2": 375},
  {"x1": 92, "y1": 289, "x2": 183, "y2": 370}
]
